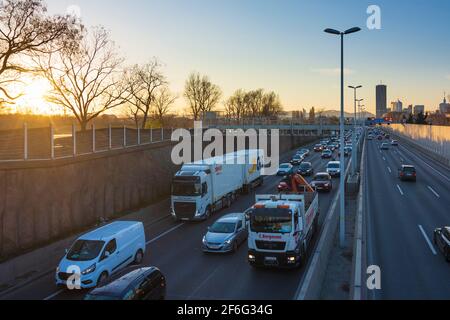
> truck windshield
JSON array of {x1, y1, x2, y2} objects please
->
[
  {"x1": 172, "y1": 182, "x2": 201, "y2": 197},
  {"x1": 250, "y1": 208, "x2": 292, "y2": 234},
  {"x1": 67, "y1": 240, "x2": 105, "y2": 262}
]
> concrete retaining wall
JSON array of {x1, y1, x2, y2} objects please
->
[{"x1": 0, "y1": 134, "x2": 317, "y2": 260}]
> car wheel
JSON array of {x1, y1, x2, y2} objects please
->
[
  {"x1": 134, "y1": 249, "x2": 144, "y2": 265},
  {"x1": 97, "y1": 272, "x2": 109, "y2": 287}
]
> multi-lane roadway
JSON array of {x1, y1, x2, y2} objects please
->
[
  {"x1": 1, "y1": 141, "x2": 349, "y2": 300},
  {"x1": 365, "y1": 135, "x2": 450, "y2": 299}
]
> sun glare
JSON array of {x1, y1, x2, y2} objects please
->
[{"x1": 14, "y1": 78, "x2": 62, "y2": 115}]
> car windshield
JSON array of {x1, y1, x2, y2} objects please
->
[
  {"x1": 209, "y1": 222, "x2": 236, "y2": 234},
  {"x1": 315, "y1": 175, "x2": 329, "y2": 181},
  {"x1": 403, "y1": 167, "x2": 416, "y2": 173},
  {"x1": 250, "y1": 208, "x2": 292, "y2": 234},
  {"x1": 172, "y1": 181, "x2": 201, "y2": 197},
  {"x1": 67, "y1": 240, "x2": 105, "y2": 262},
  {"x1": 328, "y1": 163, "x2": 340, "y2": 169},
  {"x1": 300, "y1": 163, "x2": 311, "y2": 169}
]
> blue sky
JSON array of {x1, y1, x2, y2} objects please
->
[{"x1": 46, "y1": 0, "x2": 450, "y2": 114}]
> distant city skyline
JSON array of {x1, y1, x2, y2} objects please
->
[{"x1": 41, "y1": 0, "x2": 450, "y2": 115}]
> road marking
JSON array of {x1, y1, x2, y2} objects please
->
[
  {"x1": 43, "y1": 289, "x2": 64, "y2": 301},
  {"x1": 400, "y1": 146, "x2": 450, "y2": 182},
  {"x1": 383, "y1": 157, "x2": 386, "y2": 161},
  {"x1": 146, "y1": 223, "x2": 184, "y2": 245},
  {"x1": 427, "y1": 186, "x2": 440, "y2": 198},
  {"x1": 418, "y1": 225, "x2": 437, "y2": 256},
  {"x1": 387, "y1": 167, "x2": 392, "y2": 174},
  {"x1": 396, "y1": 184, "x2": 404, "y2": 196}
]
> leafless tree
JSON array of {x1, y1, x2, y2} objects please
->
[
  {"x1": 153, "y1": 87, "x2": 176, "y2": 126},
  {"x1": 225, "y1": 89, "x2": 247, "y2": 120},
  {"x1": 261, "y1": 91, "x2": 282, "y2": 118},
  {"x1": 122, "y1": 59, "x2": 166, "y2": 129},
  {"x1": 35, "y1": 27, "x2": 126, "y2": 131},
  {"x1": 0, "y1": 0, "x2": 80, "y2": 107},
  {"x1": 184, "y1": 72, "x2": 222, "y2": 121}
]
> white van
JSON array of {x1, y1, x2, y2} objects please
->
[{"x1": 56, "y1": 221, "x2": 146, "y2": 289}]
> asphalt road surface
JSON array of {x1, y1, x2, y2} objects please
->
[
  {"x1": 1, "y1": 140, "x2": 351, "y2": 301},
  {"x1": 365, "y1": 137, "x2": 450, "y2": 300}
]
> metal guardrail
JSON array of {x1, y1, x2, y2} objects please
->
[{"x1": 0, "y1": 124, "x2": 175, "y2": 162}]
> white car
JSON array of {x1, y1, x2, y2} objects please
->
[
  {"x1": 56, "y1": 221, "x2": 146, "y2": 289},
  {"x1": 326, "y1": 161, "x2": 341, "y2": 177}
]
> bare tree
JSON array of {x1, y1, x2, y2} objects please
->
[
  {"x1": 184, "y1": 72, "x2": 222, "y2": 120},
  {"x1": 261, "y1": 91, "x2": 282, "y2": 117},
  {"x1": 35, "y1": 27, "x2": 126, "y2": 131},
  {"x1": 153, "y1": 87, "x2": 176, "y2": 126},
  {"x1": 123, "y1": 59, "x2": 166, "y2": 129},
  {"x1": 225, "y1": 89, "x2": 247, "y2": 120},
  {"x1": 0, "y1": 0, "x2": 80, "y2": 107}
]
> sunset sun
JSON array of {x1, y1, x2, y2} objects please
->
[{"x1": 15, "y1": 78, "x2": 60, "y2": 115}]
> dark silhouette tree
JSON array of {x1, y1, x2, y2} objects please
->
[{"x1": 184, "y1": 72, "x2": 221, "y2": 121}]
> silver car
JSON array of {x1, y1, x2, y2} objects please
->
[{"x1": 202, "y1": 213, "x2": 248, "y2": 253}]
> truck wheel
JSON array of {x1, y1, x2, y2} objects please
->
[{"x1": 226, "y1": 195, "x2": 232, "y2": 208}]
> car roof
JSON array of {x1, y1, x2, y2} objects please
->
[
  {"x1": 315, "y1": 172, "x2": 330, "y2": 177},
  {"x1": 88, "y1": 267, "x2": 159, "y2": 297},
  {"x1": 328, "y1": 161, "x2": 340, "y2": 165},
  {"x1": 218, "y1": 213, "x2": 244, "y2": 223},
  {"x1": 402, "y1": 165, "x2": 416, "y2": 169},
  {"x1": 79, "y1": 221, "x2": 141, "y2": 242}
]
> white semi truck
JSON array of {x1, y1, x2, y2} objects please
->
[
  {"x1": 247, "y1": 192, "x2": 319, "y2": 268},
  {"x1": 171, "y1": 150, "x2": 264, "y2": 221}
]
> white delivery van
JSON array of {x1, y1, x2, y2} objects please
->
[{"x1": 56, "y1": 221, "x2": 146, "y2": 289}]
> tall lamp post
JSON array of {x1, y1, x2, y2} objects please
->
[
  {"x1": 324, "y1": 27, "x2": 361, "y2": 248},
  {"x1": 349, "y1": 85, "x2": 362, "y2": 175}
]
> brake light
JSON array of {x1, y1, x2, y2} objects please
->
[
  {"x1": 277, "y1": 205, "x2": 290, "y2": 209},
  {"x1": 254, "y1": 204, "x2": 265, "y2": 209}
]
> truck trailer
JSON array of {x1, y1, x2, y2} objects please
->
[{"x1": 171, "y1": 150, "x2": 264, "y2": 221}]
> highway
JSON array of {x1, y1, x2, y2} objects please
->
[
  {"x1": 365, "y1": 136, "x2": 450, "y2": 300},
  {"x1": 1, "y1": 141, "x2": 349, "y2": 300}
]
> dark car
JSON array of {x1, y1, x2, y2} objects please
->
[
  {"x1": 310, "y1": 173, "x2": 332, "y2": 192},
  {"x1": 314, "y1": 144, "x2": 323, "y2": 152},
  {"x1": 298, "y1": 149, "x2": 310, "y2": 157},
  {"x1": 85, "y1": 267, "x2": 166, "y2": 300},
  {"x1": 321, "y1": 150, "x2": 333, "y2": 159},
  {"x1": 297, "y1": 162, "x2": 314, "y2": 176},
  {"x1": 398, "y1": 165, "x2": 417, "y2": 182},
  {"x1": 434, "y1": 227, "x2": 450, "y2": 262}
]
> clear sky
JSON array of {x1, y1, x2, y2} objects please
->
[{"x1": 45, "y1": 0, "x2": 450, "y2": 114}]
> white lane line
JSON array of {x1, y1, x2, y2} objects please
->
[
  {"x1": 383, "y1": 157, "x2": 386, "y2": 161},
  {"x1": 387, "y1": 167, "x2": 392, "y2": 174},
  {"x1": 418, "y1": 225, "x2": 437, "y2": 256},
  {"x1": 427, "y1": 186, "x2": 440, "y2": 198},
  {"x1": 400, "y1": 146, "x2": 450, "y2": 182},
  {"x1": 146, "y1": 223, "x2": 184, "y2": 245},
  {"x1": 396, "y1": 184, "x2": 404, "y2": 196},
  {"x1": 43, "y1": 289, "x2": 65, "y2": 301}
]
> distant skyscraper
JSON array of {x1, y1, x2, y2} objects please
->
[
  {"x1": 439, "y1": 93, "x2": 450, "y2": 113},
  {"x1": 391, "y1": 100, "x2": 403, "y2": 113},
  {"x1": 376, "y1": 84, "x2": 387, "y2": 118}
]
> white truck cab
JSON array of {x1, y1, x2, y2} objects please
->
[
  {"x1": 247, "y1": 193, "x2": 319, "y2": 268},
  {"x1": 171, "y1": 150, "x2": 264, "y2": 221}
]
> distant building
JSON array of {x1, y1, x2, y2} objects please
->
[
  {"x1": 414, "y1": 105, "x2": 425, "y2": 115},
  {"x1": 391, "y1": 100, "x2": 403, "y2": 113},
  {"x1": 376, "y1": 84, "x2": 387, "y2": 118},
  {"x1": 439, "y1": 94, "x2": 450, "y2": 114},
  {"x1": 404, "y1": 105, "x2": 413, "y2": 114}
]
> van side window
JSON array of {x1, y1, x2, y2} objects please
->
[
  {"x1": 237, "y1": 220, "x2": 243, "y2": 230},
  {"x1": 102, "y1": 239, "x2": 117, "y2": 260}
]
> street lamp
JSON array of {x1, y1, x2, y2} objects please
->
[
  {"x1": 324, "y1": 27, "x2": 361, "y2": 248},
  {"x1": 348, "y1": 86, "x2": 362, "y2": 175}
]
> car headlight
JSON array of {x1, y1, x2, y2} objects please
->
[
  {"x1": 224, "y1": 239, "x2": 232, "y2": 245},
  {"x1": 56, "y1": 266, "x2": 60, "y2": 273},
  {"x1": 81, "y1": 264, "x2": 96, "y2": 275},
  {"x1": 202, "y1": 237, "x2": 208, "y2": 245}
]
